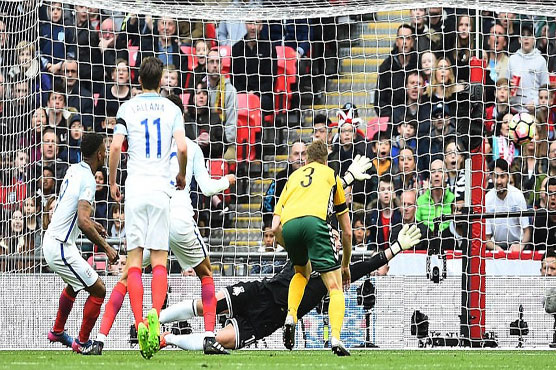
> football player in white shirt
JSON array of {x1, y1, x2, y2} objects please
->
[
  {"x1": 91, "y1": 95, "x2": 234, "y2": 355},
  {"x1": 44, "y1": 133, "x2": 118, "y2": 354},
  {"x1": 108, "y1": 57, "x2": 188, "y2": 359}
]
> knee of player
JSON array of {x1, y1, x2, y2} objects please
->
[
  {"x1": 92, "y1": 279, "x2": 107, "y2": 298},
  {"x1": 215, "y1": 328, "x2": 236, "y2": 350}
]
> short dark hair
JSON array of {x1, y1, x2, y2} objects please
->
[
  {"x1": 405, "y1": 70, "x2": 423, "y2": 86},
  {"x1": 444, "y1": 136, "x2": 457, "y2": 152},
  {"x1": 546, "y1": 177, "x2": 556, "y2": 192},
  {"x1": 48, "y1": 81, "x2": 67, "y2": 104},
  {"x1": 139, "y1": 57, "x2": 163, "y2": 90},
  {"x1": 314, "y1": 113, "x2": 331, "y2": 127},
  {"x1": 397, "y1": 23, "x2": 415, "y2": 36},
  {"x1": 545, "y1": 248, "x2": 556, "y2": 259},
  {"x1": 379, "y1": 174, "x2": 393, "y2": 186},
  {"x1": 167, "y1": 94, "x2": 184, "y2": 115},
  {"x1": 494, "y1": 158, "x2": 509, "y2": 173},
  {"x1": 81, "y1": 133, "x2": 104, "y2": 158}
]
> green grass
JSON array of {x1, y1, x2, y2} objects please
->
[{"x1": 0, "y1": 350, "x2": 554, "y2": 369}]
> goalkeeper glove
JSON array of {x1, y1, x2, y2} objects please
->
[
  {"x1": 389, "y1": 224, "x2": 422, "y2": 256},
  {"x1": 342, "y1": 154, "x2": 372, "y2": 187}
]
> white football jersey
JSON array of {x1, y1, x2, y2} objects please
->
[
  {"x1": 169, "y1": 137, "x2": 229, "y2": 221},
  {"x1": 114, "y1": 93, "x2": 184, "y2": 195},
  {"x1": 45, "y1": 162, "x2": 96, "y2": 245}
]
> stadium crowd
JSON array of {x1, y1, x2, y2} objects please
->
[{"x1": 0, "y1": 2, "x2": 555, "y2": 273}]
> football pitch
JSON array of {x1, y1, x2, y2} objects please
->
[{"x1": 0, "y1": 350, "x2": 554, "y2": 369}]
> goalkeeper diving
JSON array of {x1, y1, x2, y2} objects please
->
[{"x1": 157, "y1": 224, "x2": 421, "y2": 351}]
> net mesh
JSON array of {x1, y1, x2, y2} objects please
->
[{"x1": 0, "y1": 0, "x2": 555, "y2": 350}]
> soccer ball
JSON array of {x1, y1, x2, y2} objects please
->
[{"x1": 508, "y1": 112, "x2": 536, "y2": 145}]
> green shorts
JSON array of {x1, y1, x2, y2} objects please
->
[{"x1": 282, "y1": 216, "x2": 339, "y2": 273}]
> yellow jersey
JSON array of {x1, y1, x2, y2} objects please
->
[{"x1": 274, "y1": 162, "x2": 348, "y2": 225}]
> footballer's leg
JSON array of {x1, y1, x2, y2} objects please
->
[
  {"x1": 284, "y1": 262, "x2": 311, "y2": 350},
  {"x1": 147, "y1": 249, "x2": 168, "y2": 355},
  {"x1": 73, "y1": 278, "x2": 106, "y2": 355},
  {"x1": 162, "y1": 323, "x2": 236, "y2": 351},
  {"x1": 320, "y1": 269, "x2": 349, "y2": 356},
  {"x1": 126, "y1": 247, "x2": 151, "y2": 358},
  {"x1": 160, "y1": 290, "x2": 228, "y2": 324},
  {"x1": 48, "y1": 285, "x2": 77, "y2": 348}
]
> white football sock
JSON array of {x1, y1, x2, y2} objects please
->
[
  {"x1": 165, "y1": 333, "x2": 204, "y2": 351},
  {"x1": 96, "y1": 333, "x2": 107, "y2": 343},
  {"x1": 160, "y1": 299, "x2": 197, "y2": 324}
]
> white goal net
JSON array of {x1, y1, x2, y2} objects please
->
[{"x1": 0, "y1": 0, "x2": 555, "y2": 350}]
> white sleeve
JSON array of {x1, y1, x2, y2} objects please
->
[
  {"x1": 518, "y1": 193, "x2": 530, "y2": 227},
  {"x1": 79, "y1": 176, "x2": 96, "y2": 204},
  {"x1": 192, "y1": 146, "x2": 230, "y2": 196},
  {"x1": 172, "y1": 107, "x2": 185, "y2": 134}
]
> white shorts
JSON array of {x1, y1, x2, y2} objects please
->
[
  {"x1": 43, "y1": 235, "x2": 99, "y2": 291},
  {"x1": 125, "y1": 191, "x2": 170, "y2": 252},
  {"x1": 169, "y1": 216, "x2": 208, "y2": 270}
]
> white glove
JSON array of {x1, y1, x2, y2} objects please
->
[
  {"x1": 343, "y1": 154, "x2": 373, "y2": 187},
  {"x1": 390, "y1": 224, "x2": 422, "y2": 255}
]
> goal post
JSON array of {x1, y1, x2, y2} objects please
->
[{"x1": 1, "y1": 0, "x2": 556, "y2": 350}]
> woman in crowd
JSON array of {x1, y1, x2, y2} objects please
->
[{"x1": 94, "y1": 58, "x2": 131, "y2": 132}]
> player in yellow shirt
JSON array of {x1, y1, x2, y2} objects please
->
[{"x1": 272, "y1": 139, "x2": 352, "y2": 356}]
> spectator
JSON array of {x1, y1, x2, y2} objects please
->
[
  {"x1": 508, "y1": 25, "x2": 549, "y2": 112},
  {"x1": 533, "y1": 177, "x2": 556, "y2": 252},
  {"x1": 374, "y1": 24, "x2": 418, "y2": 119},
  {"x1": 424, "y1": 57, "x2": 459, "y2": 115},
  {"x1": 367, "y1": 175, "x2": 401, "y2": 251},
  {"x1": 58, "y1": 114, "x2": 83, "y2": 164},
  {"x1": 262, "y1": 141, "x2": 306, "y2": 225},
  {"x1": 217, "y1": 0, "x2": 262, "y2": 46},
  {"x1": 547, "y1": 141, "x2": 556, "y2": 178},
  {"x1": 109, "y1": 203, "x2": 126, "y2": 239},
  {"x1": 391, "y1": 120, "x2": 418, "y2": 163},
  {"x1": 8, "y1": 41, "x2": 40, "y2": 90},
  {"x1": 94, "y1": 168, "x2": 109, "y2": 229},
  {"x1": 24, "y1": 107, "x2": 47, "y2": 164},
  {"x1": 450, "y1": 15, "x2": 473, "y2": 82},
  {"x1": 94, "y1": 59, "x2": 132, "y2": 132},
  {"x1": 68, "y1": 4, "x2": 102, "y2": 85},
  {"x1": 536, "y1": 21, "x2": 556, "y2": 73},
  {"x1": 312, "y1": 113, "x2": 334, "y2": 152},
  {"x1": 96, "y1": 17, "x2": 128, "y2": 92},
  {"x1": 392, "y1": 71, "x2": 431, "y2": 131},
  {"x1": 390, "y1": 190, "x2": 428, "y2": 250},
  {"x1": 206, "y1": 49, "x2": 238, "y2": 160},
  {"x1": 22, "y1": 195, "x2": 41, "y2": 253},
  {"x1": 0, "y1": 209, "x2": 32, "y2": 272},
  {"x1": 40, "y1": 127, "x2": 68, "y2": 181},
  {"x1": 444, "y1": 138, "x2": 465, "y2": 201},
  {"x1": 11, "y1": 80, "x2": 33, "y2": 117},
  {"x1": 418, "y1": 102, "x2": 455, "y2": 171},
  {"x1": 370, "y1": 134, "x2": 392, "y2": 177},
  {"x1": 491, "y1": 112, "x2": 519, "y2": 166},
  {"x1": 485, "y1": 23, "x2": 510, "y2": 83},
  {"x1": 416, "y1": 159, "x2": 455, "y2": 235},
  {"x1": 352, "y1": 215, "x2": 367, "y2": 252},
  {"x1": 419, "y1": 51, "x2": 436, "y2": 87},
  {"x1": 41, "y1": 195, "x2": 56, "y2": 229},
  {"x1": 329, "y1": 118, "x2": 367, "y2": 177},
  {"x1": 37, "y1": 167, "x2": 56, "y2": 208},
  {"x1": 512, "y1": 127, "x2": 547, "y2": 207},
  {"x1": 160, "y1": 65, "x2": 182, "y2": 97},
  {"x1": 61, "y1": 59, "x2": 94, "y2": 129},
  {"x1": 426, "y1": 7, "x2": 456, "y2": 54},
  {"x1": 250, "y1": 225, "x2": 285, "y2": 275},
  {"x1": 497, "y1": 12, "x2": 520, "y2": 53},
  {"x1": 39, "y1": 2, "x2": 76, "y2": 76},
  {"x1": 45, "y1": 86, "x2": 68, "y2": 143},
  {"x1": 485, "y1": 158, "x2": 531, "y2": 252},
  {"x1": 410, "y1": 8, "x2": 431, "y2": 53},
  {"x1": 540, "y1": 249, "x2": 556, "y2": 276},
  {"x1": 231, "y1": 20, "x2": 277, "y2": 115},
  {"x1": 176, "y1": 18, "x2": 204, "y2": 47},
  {"x1": 183, "y1": 83, "x2": 224, "y2": 159},
  {"x1": 185, "y1": 39, "x2": 208, "y2": 92},
  {"x1": 108, "y1": 254, "x2": 127, "y2": 276},
  {"x1": 393, "y1": 147, "x2": 422, "y2": 197},
  {"x1": 0, "y1": 71, "x2": 12, "y2": 121},
  {"x1": 134, "y1": 16, "x2": 189, "y2": 86},
  {"x1": 485, "y1": 78, "x2": 517, "y2": 133},
  {"x1": 262, "y1": 18, "x2": 311, "y2": 58}
]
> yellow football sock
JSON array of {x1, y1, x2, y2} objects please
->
[
  {"x1": 287, "y1": 273, "x2": 308, "y2": 321},
  {"x1": 328, "y1": 289, "x2": 345, "y2": 340}
]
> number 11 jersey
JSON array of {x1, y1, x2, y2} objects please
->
[{"x1": 114, "y1": 92, "x2": 184, "y2": 196}]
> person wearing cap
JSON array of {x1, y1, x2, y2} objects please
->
[
  {"x1": 58, "y1": 113, "x2": 84, "y2": 164},
  {"x1": 417, "y1": 102, "x2": 455, "y2": 171},
  {"x1": 508, "y1": 24, "x2": 549, "y2": 112}
]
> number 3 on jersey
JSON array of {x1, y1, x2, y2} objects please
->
[
  {"x1": 141, "y1": 118, "x2": 161, "y2": 158},
  {"x1": 300, "y1": 167, "x2": 314, "y2": 187}
]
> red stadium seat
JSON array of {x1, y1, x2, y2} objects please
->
[
  {"x1": 212, "y1": 45, "x2": 231, "y2": 76},
  {"x1": 180, "y1": 93, "x2": 191, "y2": 108},
  {"x1": 180, "y1": 45, "x2": 198, "y2": 70},
  {"x1": 366, "y1": 117, "x2": 389, "y2": 141},
  {"x1": 87, "y1": 254, "x2": 107, "y2": 272},
  {"x1": 274, "y1": 46, "x2": 297, "y2": 115},
  {"x1": 236, "y1": 93, "x2": 261, "y2": 161}
]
